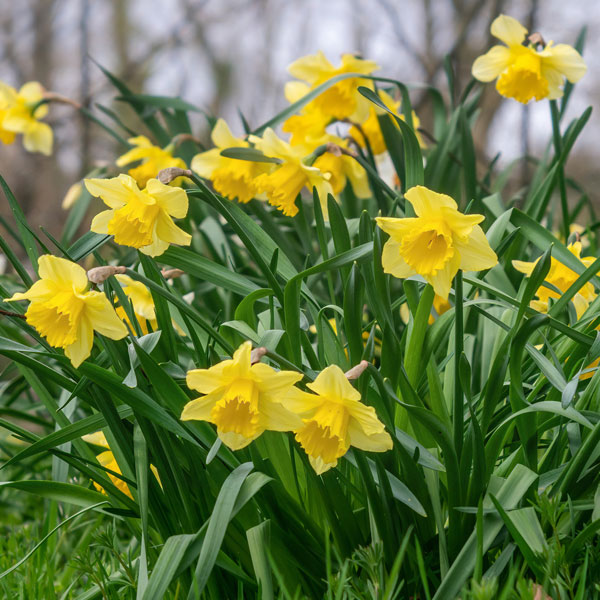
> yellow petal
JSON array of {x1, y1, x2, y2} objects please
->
[
  {"x1": 426, "y1": 254, "x2": 461, "y2": 300},
  {"x1": 281, "y1": 387, "x2": 324, "y2": 416},
  {"x1": 90, "y1": 209, "x2": 114, "y2": 234},
  {"x1": 146, "y1": 179, "x2": 189, "y2": 218},
  {"x1": 347, "y1": 422, "x2": 393, "y2": 452},
  {"x1": 139, "y1": 236, "x2": 169, "y2": 257},
  {"x1": 307, "y1": 365, "x2": 361, "y2": 403},
  {"x1": 116, "y1": 145, "x2": 153, "y2": 167},
  {"x1": 258, "y1": 397, "x2": 303, "y2": 432},
  {"x1": 250, "y1": 362, "x2": 303, "y2": 394},
  {"x1": 376, "y1": 216, "x2": 420, "y2": 239},
  {"x1": 343, "y1": 156, "x2": 371, "y2": 198},
  {"x1": 85, "y1": 175, "x2": 135, "y2": 209},
  {"x1": 181, "y1": 393, "x2": 220, "y2": 421},
  {"x1": 404, "y1": 186, "x2": 456, "y2": 217},
  {"x1": 346, "y1": 401, "x2": 388, "y2": 437},
  {"x1": 82, "y1": 431, "x2": 109, "y2": 447},
  {"x1": 0, "y1": 81, "x2": 17, "y2": 106},
  {"x1": 190, "y1": 148, "x2": 222, "y2": 178},
  {"x1": 64, "y1": 319, "x2": 94, "y2": 367},
  {"x1": 309, "y1": 455, "x2": 337, "y2": 474},
  {"x1": 18, "y1": 81, "x2": 45, "y2": 104},
  {"x1": 211, "y1": 118, "x2": 244, "y2": 148},
  {"x1": 472, "y1": 45, "x2": 511, "y2": 82},
  {"x1": 186, "y1": 363, "x2": 230, "y2": 394},
  {"x1": 541, "y1": 44, "x2": 587, "y2": 83},
  {"x1": 490, "y1": 15, "x2": 527, "y2": 46},
  {"x1": 456, "y1": 225, "x2": 498, "y2": 272},
  {"x1": 83, "y1": 292, "x2": 128, "y2": 340},
  {"x1": 23, "y1": 121, "x2": 53, "y2": 155},
  {"x1": 38, "y1": 255, "x2": 88, "y2": 292},
  {"x1": 287, "y1": 51, "x2": 334, "y2": 83},
  {"x1": 284, "y1": 81, "x2": 311, "y2": 103},
  {"x1": 155, "y1": 212, "x2": 192, "y2": 246},
  {"x1": 512, "y1": 258, "x2": 537, "y2": 276},
  {"x1": 218, "y1": 430, "x2": 257, "y2": 450},
  {"x1": 381, "y1": 238, "x2": 417, "y2": 279},
  {"x1": 62, "y1": 182, "x2": 83, "y2": 210}
]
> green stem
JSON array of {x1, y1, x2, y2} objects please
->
[
  {"x1": 453, "y1": 271, "x2": 464, "y2": 459},
  {"x1": 550, "y1": 100, "x2": 569, "y2": 241}
]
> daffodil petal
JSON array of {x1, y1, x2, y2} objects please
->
[
  {"x1": 309, "y1": 455, "x2": 337, "y2": 474},
  {"x1": 85, "y1": 175, "x2": 133, "y2": 209},
  {"x1": 490, "y1": 14, "x2": 527, "y2": 46},
  {"x1": 145, "y1": 179, "x2": 188, "y2": 218},
  {"x1": 90, "y1": 209, "x2": 114, "y2": 234},
  {"x1": 218, "y1": 430, "x2": 258, "y2": 450},
  {"x1": 405, "y1": 186, "x2": 457, "y2": 217},
  {"x1": 83, "y1": 292, "x2": 128, "y2": 340},
  {"x1": 64, "y1": 318, "x2": 94, "y2": 368},
  {"x1": 307, "y1": 365, "x2": 361, "y2": 403},
  {"x1": 180, "y1": 392, "x2": 220, "y2": 421},
  {"x1": 541, "y1": 44, "x2": 587, "y2": 83},
  {"x1": 381, "y1": 239, "x2": 417, "y2": 278},
  {"x1": 139, "y1": 236, "x2": 169, "y2": 257},
  {"x1": 284, "y1": 80, "x2": 311, "y2": 103},
  {"x1": 23, "y1": 121, "x2": 52, "y2": 155},
  {"x1": 186, "y1": 363, "x2": 230, "y2": 394},
  {"x1": 38, "y1": 255, "x2": 88, "y2": 292},
  {"x1": 258, "y1": 397, "x2": 303, "y2": 432},
  {"x1": 287, "y1": 51, "x2": 334, "y2": 83},
  {"x1": 190, "y1": 148, "x2": 222, "y2": 178},
  {"x1": 455, "y1": 225, "x2": 498, "y2": 271},
  {"x1": 426, "y1": 254, "x2": 460, "y2": 300},
  {"x1": 211, "y1": 118, "x2": 245, "y2": 148},
  {"x1": 250, "y1": 362, "x2": 303, "y2": 394},
  {"x1": 472, "y1": 45, "x2": 512, "y2": 82},
  {"x1": 347, "y1": 422, "x2": 393, "y2": 452}
]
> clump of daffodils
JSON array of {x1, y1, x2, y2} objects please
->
[
  {"x1": 472, "y1": 14, "x2": 586, "y2": 103},
  {"x1": 181, "y1": 342, "x2": 392, "y2": 473}
]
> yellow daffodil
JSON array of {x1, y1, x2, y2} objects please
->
[
  {"x1": 376, "y1": 186, "x2": 498, "y2": 299},
  {"x1": 114, "y1": 274, "x2": 158, "y2": 334},
  {"x1": 286, "y1": 365, "x2": 392, "y2": 474},
  {"x1": 312, "y1": 137, "x2": 370, "y2": 199},
  {"x1": 513, "y1": 241, "x2": 596, "y2": 318},
  {"x1": 249, "y1": 128, "x2": 333, "y2": 217},
  {"x1": 85, "y1": 174, "x2": 191, "y2": 257},
  {"x1": 181, "y1": 341, "x2": 303, "y2": 450},
  {"x1": 83, "y1": 431, "x2": 160, "y2": 498},
  {"x1": 472, "y1": 15, "x2": 586, "y2": 104},
  {"x1": 116, "y1": 136, "x2": 187, "y2": 188},
  {"x1": 5, "y1": 255, "x2": 127, "y2": 367},
  {"x1": 350, "y1": 90, "x2": 425, "y2": 155},
  {"x1": 286, "y1": 51, "x2": 379, "y2": 121},
  {"x1": 0, "y1": 81, "x2": 52, "y2": 154},
  {"x1": 191, "y1": 119, "x2": 271, "y2": 203},
  {"x1": 282, "y1": 106, "x2": 332, "y2": 147}
]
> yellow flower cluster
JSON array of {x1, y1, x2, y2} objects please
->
[
  {"x1": 191, "y1": 52, "x2": 423, "y2": 218},
  {"x1": 0, "y1": 81, "x2": 53, "y2": 155},
  {"x1": 181, "y1": 341, "x2": 392, "y2": 474}
]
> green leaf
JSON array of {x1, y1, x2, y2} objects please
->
[
  {"x1": 0, "y1": 480, "x2": 107, "y2": 508},
  {"x1": 220, "y1": 147, "x2": 282, "y2": 164}
]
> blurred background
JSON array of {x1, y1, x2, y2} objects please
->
[{"x1": 0, "y1": 0, "x2": 597, "y2": 234}]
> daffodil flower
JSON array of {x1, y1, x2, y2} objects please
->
[
  {"x1": 286, "y1": 365, "x2": 392, "y2": 474},
  {"x1": 116, "y1": 136, "x2": 187, "y2": 188},
  {"x1": 249, "y1": 128, "x2": 333, "y2": 217},
  {"x1": 472, "y1": 15, "x2": 586, "y2": 104},
  {"x1": 5, "y1": 255, "x2": 127, "y2": 367},
  {"x1": 349, "y1": 90, "x2": 425, "y2": 155},
  {"x1": 85, "y1": 174, "x2": 191, "y2": 257},
  {"x1": 0, "y1": 81, "x2": 53, "y2": 154},
  {"x1": 83, "y1": 431, "x2": 160, "y2": 498},
  {"x1": 285, "y1": 51, "x2": 379, "y2": 120},
  {"x1": 181, "y1": 341, "x2": 303, "y2": 450},
  {"x1": 376, "y1": 186, "x2": 498, "y2": 299},
  {"x1": 191, "y1": 119, "x2": 271, "y2": 204},
  {"x1": 513, "y1": 241, "x2": 596, "y2": 318}
]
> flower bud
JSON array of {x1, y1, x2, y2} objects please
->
[{"x1": 87, "y1": 265, "x2": 126, "y2": 284}]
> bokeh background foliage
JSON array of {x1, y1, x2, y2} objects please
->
[{"x1": 1, "y1": 3, "x2": 600, "y2": 600}]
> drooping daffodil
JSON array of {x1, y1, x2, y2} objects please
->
[
  {"x1": 5, "y1": 255, "x2": 127, "y2": 367},
  {"x1": 85, "y1": 174, "x2": 191, "y2": 257},
  {"x1": 376, "y1": 186, "x2": 498, "y2": 299},
  {"x1": 472, "y1": 15, "x2": 586, "y2": 103},
  {"x1": 181, "y1": 341, "x2": 303, "y2": 450},
  {"x1": 288, "y1": 364, "x2": 392, "y2": 474}
]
